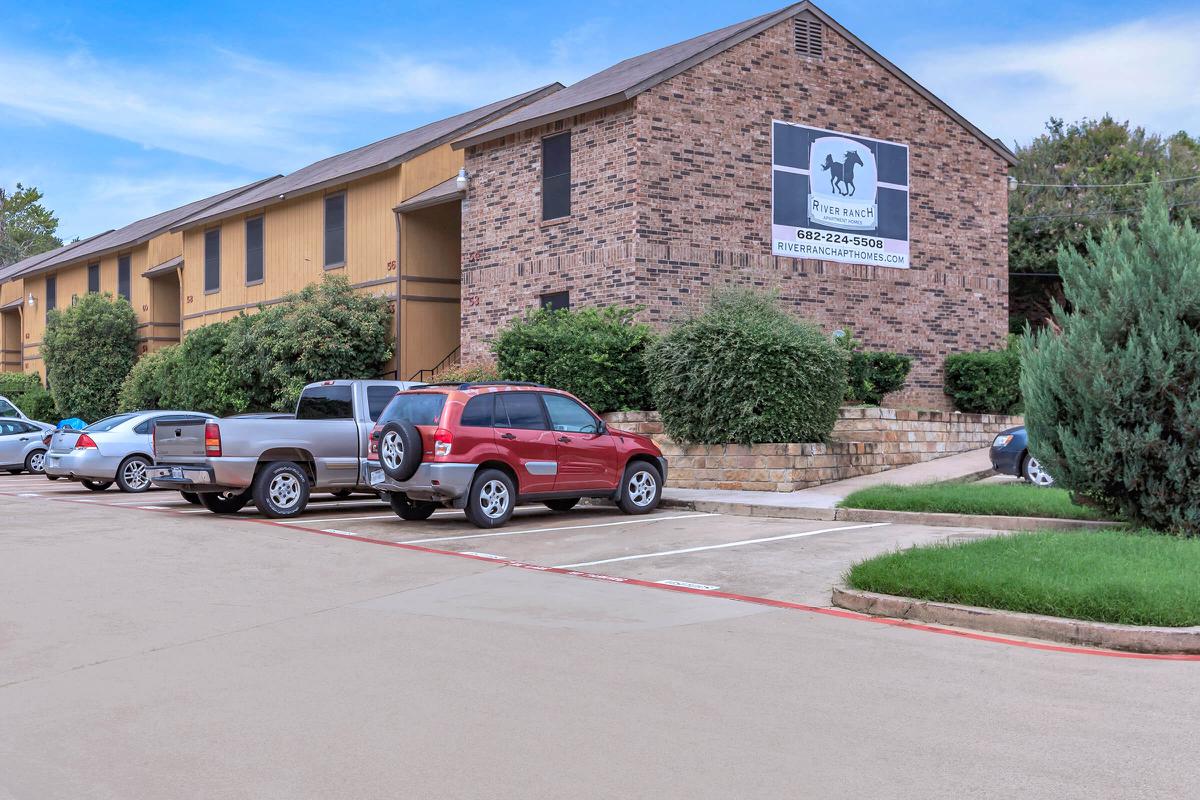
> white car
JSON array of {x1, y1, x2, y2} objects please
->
[
  {"x1": 45, "y1": 411, "x2": 216, "y2": 492},
  {"x1": 0, "y1": 417, "x2": 55, "y2": 475}
]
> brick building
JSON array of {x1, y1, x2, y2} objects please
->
[{"x1": 454, "y1": 1, "x2": 1015, "y2": 408}]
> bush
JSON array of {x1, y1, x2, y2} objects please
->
[
  {"x1": 434, "y1": 360, "x2": 501, "y2": 385},
  {"x1": 943, "y1": 336, "x2": 1021, "y2": 414},
  {"x1": 1022, "y1": 187, "x2": 1200, "y2": 533},
  {"x1": 834, "y1": 330, "x2": 912, "y2": 405},
  {"x1": 0, "y1": 372, "x2": 57, "y2": 420},
  {"x1": 645, "y1": 290, "x2": 847, "y2": 444},
  {"x1": 493, "y1": 306, "x2": 653, "y2": 413},
  {"x1": 0, "y1": 372, "x2": 40, "y2": 397},
  {"x1": 41, "y1": 293, "x2": 138, "y2": 420},
  {"x1": 243, "y1": 276, "x2": 393, "y2": 410},
  {"x1": 117, "y1": 346, "x2": 180, "y2": 412}
]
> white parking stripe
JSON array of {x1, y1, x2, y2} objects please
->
[
  {"x1": 398, "y1": 513, "x2": 718, "y2": 545},
  {"x1": 278, "y1": 509, "x2": 459, "y2": 525},
  {"x1": 553, "y1": 522, "x2": 891, "y2": 569}
]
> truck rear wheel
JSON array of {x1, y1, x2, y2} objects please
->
[
  {"x1": 199, "y1": 489, "x2": 251, "y2": 514},
  {"x1": 252, "y1": 461, "x2": 310, "y2": 519}
]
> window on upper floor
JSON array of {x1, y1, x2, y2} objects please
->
[
  {"x1": 117, "y1": 254, "x2": 131, "y2": 301},
  {"x1": 45, "y1": 275, "x2": 56, "y2": 317},
  {"x1": 87, "y1": 263, "x2": 100, "y2": 293},
  {"x1": 541, "y1": 132, "x2": 571, "y2": 221},
  {"x1": 540, "y1": 291, "x2": 570, "y2": 311},
  {"x1": 324, "y1": 193, "x2": 346, "y2": 268},
  {"x1": 204, "y1": 228, "x2": 221, "y2": 293},
  {"x1": 245, "y1": 216, "x2": 264, "y2": 284}
]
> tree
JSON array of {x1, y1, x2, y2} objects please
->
[
  {"x1": 42, "y1": 293, "x2": 138, "y2": 420},
  {"x1": 1009, "y1": 117, "x2": 1200, "y2": 330},
  {"x1": 1021, "y1": 187, "x2": 1200, "y2": 533},
  {"x1": 0, "y1": 184, "x2": 63, "y2": 267}
]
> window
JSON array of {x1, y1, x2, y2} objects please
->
[
  {"x1": 378, "y1": 393, "x2": 447, "y2": 427},
  {"x1": 133, "y1": 414, "x2": 206, "y2": 435},
  {"x1": 543, "y1": 394, "x2": 600, "y2": 433},
  {"x1": 0, "y1": 398, "x2": 18, "y2": 417},
  {"x1": 204, "y1": 228, "x2": 221, "y2": 293},
  {"x1": 495, "y1": 392, "x2": 548, "y2": 430},
  {"x1": 540, "y1": 291, "x2": 570, "y2": 311},
  {"x1": 45, "y1": 275, "x2": 56, "y2": 316},
  {"x1": 366, "y1": 385, "x2": 399, "y2": 421},
  {"x1": 84, "y1": 413, "x2": 139, "y2": 432},
  {"x1": 324, "y1": 193, "x2": 345, "y2": 268},
  {"x1": 245, "y1": 216, "x2": 264, "y2": 284},
  {"x1": 794, "y1": 16, "x2": 823, "y2": 59},
  {"x1": 87, "y1": 263, "x2": 100, "y2": 293},
  {"x1": 295, "y1": 385, "x2": 354, "y2": 420},
  {"x1": 459, "y1": 394, "x2": 495, "y2": 427},
  {"x1": 118, "y1": 255, "x2": 131, "y2": 301},
  {"x1": 541, "y1": 132, "x2": 571, "y2": 220}
]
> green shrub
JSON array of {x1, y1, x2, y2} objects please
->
[
  {"x1": 243, "y1": 276, "x2": 393, "y2": 410},
  {"x1": 118, "y1": 346, "x2": 182, "y2": 412},
  {"x1": 1022, "y1": 187, "x2": 1200, "y2": 533},
  {"x1": 433, "y1": 360, "x2": 501, "y2": 385},
  {"x1": 834, "y1": 330, "x2": 912, "y2": 405},
  {"x1": 172, "y1": 317, "x2": 258, "y2": 415},
  {"x1": 943, "y1": 336, "x2": 1021, "y2": 414},
  {"x1": 41, "y1": 293, "x2": 138, "y2": 420},
  {"x1": 0, "y1": 372, "x2": 41, "y2": 397},
  {"x1": 645, "y1": 290, "x2": 847, "y2": 444},
  {"x1": 0, "y1": 372, "x2": 57, "y2": 420},
  {"x1": 493, "y1": 306, "x2": 653, "y2": 413}
]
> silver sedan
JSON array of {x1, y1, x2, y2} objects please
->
[
  {"x1": 44, "y1": 411, "x2": 215, "y2": 492},
  {"x1": 0, "y1": 417, "x2": 55, "y2": 475}
]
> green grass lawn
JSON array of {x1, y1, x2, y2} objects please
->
[
  {"x1": 846, "y1": 530, "x2": 1200, "y2": 627},
  {"x1": 839, "y1": 481, "x2": 1110, "y2": 521}
]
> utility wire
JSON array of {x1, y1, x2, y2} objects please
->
[
  {"x1": 1011, "y1": 198, "x2": 1200, "y2": 222},
  {"x1": 1012, "y1": 174, "x2": 1200, "y2": 189}
]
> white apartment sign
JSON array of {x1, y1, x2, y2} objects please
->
[{"x1": 771, "y1": 121, "x2": 910, "y2": 268}]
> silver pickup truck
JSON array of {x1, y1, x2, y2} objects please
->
[{"x1": 147, "y1": 379, "x2": 418, "y2": 517}]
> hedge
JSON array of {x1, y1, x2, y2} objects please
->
[
  {"x1": 42, "y1": 293, "x2": 138, "y2": 420},
  {"x1": 943, "y1": 336, "x2": 1022, "y2": 414},
  {"x1": 0, "y1": 372, "x2": 57, "y2": 421}
]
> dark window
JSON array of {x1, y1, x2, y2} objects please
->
[
  {"x1": 366, "y1": 385, "x2": 399, "y2": 421},
  {"x1": 541, "y1": 132, "x2": 571, "y2": 220},
  {"x1": 245, "y1": 216, "x2": 264, "y2": 284},
  {"x1": 117, "y1": 255, "x2": 131, "y2": 300},
  {"x1": 295, "y1": 385, "x2": 354, "y2": 420},
  {"x1": 84, "y1": 413, "x2": 139, "y2": 432},
  {"x1": 540, "y1": 291, "x2": 569, "y2": 311},
  {"x1": 495, "y1": 392, "x2": 548, "y2": 430},
  {"x1": 133, "y1": 414, "x2": 205, "y2": 435},
  {"x1": 459, "y1": 394, "x2": 495, "y2": 427},
  {"x1": 378, "y1": 392, "x2": 448, "y2": 427},
  {"x1": 324, "y1": 193, "x2": 345, "y2": 267},
  {"x1": 87, "y1": 262, "x2": 100, "y2": 293},
  {"x1": 0, "y1": 398, "x2": 18, "y2": 416},
  {"x1": 204, "y1": 228, "x2": 221, "y2": 292},
  {"x1": 45, "y1": 275, "x2": 56, "y2": 315},
  {"x1": 543, "y1": 393, "x2": 600, "y2": 433}
]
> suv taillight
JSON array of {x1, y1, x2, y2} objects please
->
[
  {"x1": 74, "y1": 433, "x2": 97, "y2": 449},
  {"x1": 367, "y1": 424, "x2": 383, "y2": 460},
  {"x1": 204, "y1": 422, "x2": 222, "y2": 457},
  {"x1": 434, "y1": 428, "x2": 453, "y2": 457}
]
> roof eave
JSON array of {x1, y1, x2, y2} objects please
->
[{"x1": 452, "y1": 92, "x2": 631, "y2": 150}]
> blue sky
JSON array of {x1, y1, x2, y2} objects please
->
[{"x1": 2, "y1": 0, "x2": 1198, "y2": 240}]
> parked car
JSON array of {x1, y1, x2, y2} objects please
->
[
  {"x1": 147, "y1": 379, "x2": 420, "y2": 516},
  {"x1": 0, "y1": 395, "x2": 33, "y2": 422},
  {"x1": 990, "y1": 425, "x2": 1054, "y2": 487},
  {"x1": 0, "y1": 417, "x2": 55, "y2": 475},
  {"x1": 368, "y1": 382, "x2": 667, "y2": 529},
  {"x1": 45, "y1": 411, "x2": 217, "y2": 492}
]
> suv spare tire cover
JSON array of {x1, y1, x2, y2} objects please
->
[{"x1": 379, "y1": 420, "x2": 423, "y2": 481}]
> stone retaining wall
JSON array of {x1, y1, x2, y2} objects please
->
[{"x1": 601, "y1": 408, "x2": 1022, "y2": 492}]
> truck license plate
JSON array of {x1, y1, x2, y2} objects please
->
[
  {"x1": 170, "y1": 467, "x2": 183, "y2": 480},
  {"x1": 370, "y1": 469, "x2": 384, "y2": 484}
]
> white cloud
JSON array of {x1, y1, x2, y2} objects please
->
[{"x1": 909, "y1": 14, "x2": 1200, "y2": 147}]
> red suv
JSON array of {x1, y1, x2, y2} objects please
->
[{"x1": 367, "y1": 382, "x2": 666, "y2": 528}]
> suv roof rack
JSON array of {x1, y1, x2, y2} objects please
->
[{"x1": 413, "y1": 381, "x2": 547, "y2": 390}]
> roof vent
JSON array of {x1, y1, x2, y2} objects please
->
[{"x1": 794, "y1": 16, "x2": 824, "y2": 59}]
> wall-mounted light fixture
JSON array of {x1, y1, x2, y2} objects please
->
[
  {"x1": 456, "y1": 167, "x2": 471, "y2": 192},
  {"x1": 1007, "y1": 176, "x2": 1018, "y2": 191},
  {"x1": 26, "y1": 292, "x2": 35, "y2": 308}
]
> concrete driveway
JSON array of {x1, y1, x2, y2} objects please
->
[{"x1": 2, "y1": 477, "x2": 1198, "y2": 799}]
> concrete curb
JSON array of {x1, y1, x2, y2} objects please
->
[
  {"x1": 832, "y1": 587, "x2": 1200, "y2": 655},
  {"x1": 661, "y1": 496, "x2": 1119, "y2": 530}
]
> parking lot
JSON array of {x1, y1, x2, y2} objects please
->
[{"x1": 0, "y1": 471, "x2": 989, "y2": 608}]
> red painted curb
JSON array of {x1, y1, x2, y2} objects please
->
[{"x1": 8, "y1": 488, "x2": 1200, "y2": 662}]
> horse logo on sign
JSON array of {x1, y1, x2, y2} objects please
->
[{"x1": 808, "y1": 136, "x2": 878, "y2": 229}]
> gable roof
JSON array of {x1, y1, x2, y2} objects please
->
[
  {"x1": 0, "y1": 230, "x2": 114, "y2": 283},
  {"x1": 173, "y1": 83, "x2": 564, "y2": 231},
  {"x1": 9, "y1": 176, "x2": 280, "y2": 282},
  {"x1": 454, "y1": 1, "x2": 1017, "y2": 165}
]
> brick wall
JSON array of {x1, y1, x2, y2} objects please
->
[
  {"x1": 461, "y1": 14, "x2": 1010, "y2": 408},
  {"x1": 602, "y1": 407, "x2": 1021, "y2": 492}
]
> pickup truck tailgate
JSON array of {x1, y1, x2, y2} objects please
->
[{"x1": 153, "y1": 417, "x2": 208, "y2": 463}]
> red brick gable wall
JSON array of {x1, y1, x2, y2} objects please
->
[{"x1": 460, "y1": 14, "x2": 1009, "y2": 409}]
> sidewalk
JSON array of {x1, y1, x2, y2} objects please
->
[{"x1": 662, "y1": 447, "x2": 994, "y2": 520}]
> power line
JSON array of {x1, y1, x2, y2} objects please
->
[
  {"x1": 1011, "y1": 198, "x2": 1200, "y2": 222},
  {"x1": 1013, "y1": 174, "x2": 1200, "y2": 189}
]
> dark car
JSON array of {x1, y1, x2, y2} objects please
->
[{"x1": 990, "y1": 426, "x2": 1054, "y2": 487}]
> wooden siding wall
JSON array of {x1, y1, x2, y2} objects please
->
[{"x1": 399, "y1": 202, "x2": 461, "y2": 378}]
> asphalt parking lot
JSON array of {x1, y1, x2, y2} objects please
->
[{"x1": 0, "y1": 471, "x2": 990, "y2": 607}]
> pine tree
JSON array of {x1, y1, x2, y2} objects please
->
[{"x1": 1021, "y1": 185, "x2": 1200, "y2": 532}]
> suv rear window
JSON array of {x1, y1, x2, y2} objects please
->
[
  {"x1": 296, "y1": 385, "x2": 354, "y2": 420},
  {"x1": 379, "y1": 393, "x2": 447, "y2": 427}
]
